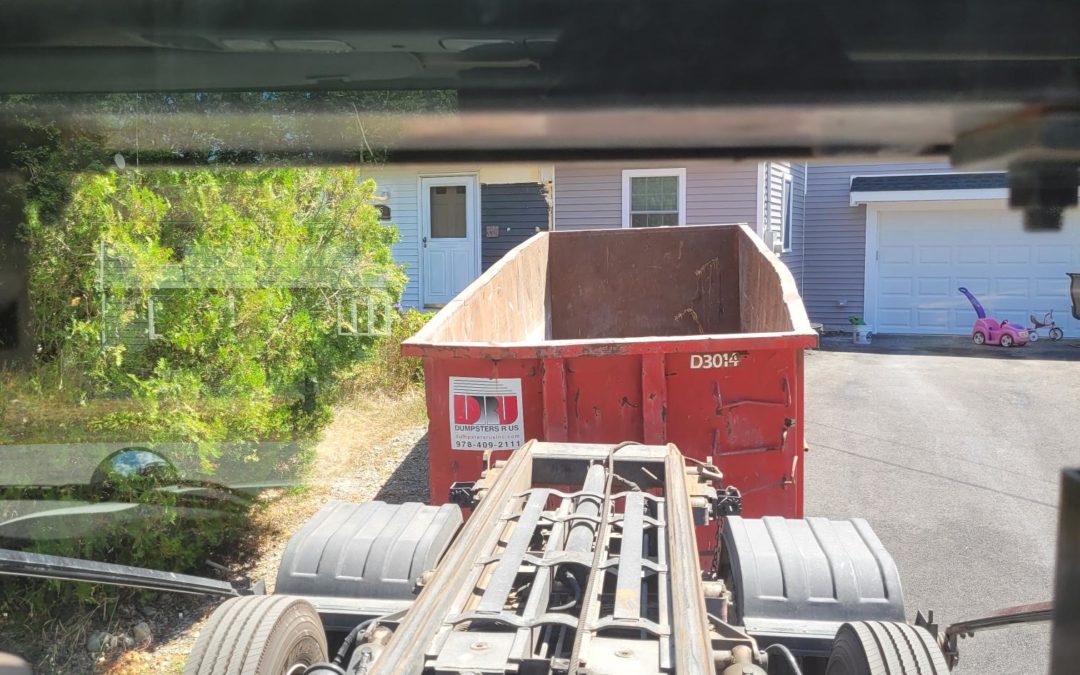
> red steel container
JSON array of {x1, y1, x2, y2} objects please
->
[{"x1": 402, "y1": 224, "x2": 817, "y2": 557}]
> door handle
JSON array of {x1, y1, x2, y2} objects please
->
[{"x1": 422, "y1": 236, "x2": 428, "y2": 248}]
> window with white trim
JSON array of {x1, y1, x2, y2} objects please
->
[
  {"x1": 622, "y1": 168, "x2": 686, "y2": 228},
  {"x1": 781, "y1": 176, "x2": 793, "y2": 253}
]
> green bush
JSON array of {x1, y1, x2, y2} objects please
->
[
  {"x1": 2, "y1": 167, "x2": 407, "y2": 613},
  {"x1": 23, "y1": 167, "x2": 406, "y2": 449},
  {"x1": 346, "y1": 309, "x2": 434, "y2": 395}
]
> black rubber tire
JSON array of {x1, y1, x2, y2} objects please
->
[
  {"x1": 1000, "y1": 333, "x2": 1014, "y2": 348},
  {"x1": 184, "y1": 595, "x2": 327, "y2": 675},
  {"x1": 972, "y1": 332, "x2": 986, "y2": 345},
  {"x1": 825, "y1": 621, "x2": 948, "y2": 675},
  {"x1": 1050, "y1": 327, "x2": 1064, "y2": 341}
]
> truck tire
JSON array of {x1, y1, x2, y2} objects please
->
[
  {"x1": 184, "y1": 595, "x2": 327, "y2": 675},
  {"x1": 825, "y1": 621, "x2": 948, "y2": 675}
]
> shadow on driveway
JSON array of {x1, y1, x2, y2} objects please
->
[
  {"x1": 374, "y1": 433, "x2": 430, "y2": 504},
  {"x1": 820, "y1": 333, "x2": 1080, "y2": 361}
]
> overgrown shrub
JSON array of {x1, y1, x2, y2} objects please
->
[
  {"x1": 2, "y1": 167, "x2": 407, "y2": 613},
  {"x1": 346, "y1": 309, "x2": 434, "y2": 395},
  {"x1": 23, "y1": 168, "x2": 406, "y2": 448}
]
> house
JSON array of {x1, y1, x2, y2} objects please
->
[
  {"x1": 802, "y1": 162, "x2": 1080, "y2": 335},
  {"x1": 375, "y1": 158, "x2": 1080, "y2": 340},
  {"x1": 364, "y1": 164, "x2": 554, "y2": 309},
  {"x1": 370, "y1": 160, "x2": 806, "y2": 309}
]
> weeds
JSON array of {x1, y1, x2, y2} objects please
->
[{"x1": 344, "y1": 309, "x2": 434, "y2": 397}]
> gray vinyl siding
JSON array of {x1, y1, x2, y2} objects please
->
[
  {"x1": 763, "y1": 161, "x2": 806, "y2": 290},
  {"x1": 480, "y1": 182, "x2": 550, "y2": 271},
  {"x1": 363, "y1": 167, "x2": 423, "y2": 308},
  {"x1": 803, "y1": 161, "x2": 949, "y2": 328},
  {"x1": 553, "y1": 161, "x2": 759, "y2": 230}
]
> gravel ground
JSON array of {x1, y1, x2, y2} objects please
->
[{"x1": 6, "y1": 393, "x2": 429, "y2": 675}]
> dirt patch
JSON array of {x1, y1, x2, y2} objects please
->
[{"x1": 4, "y1": 390, "x2": 429, "y2": 675}]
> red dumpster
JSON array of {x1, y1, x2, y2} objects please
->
[{"x1": 402, "y1": 224, "x2": 817, "y2": 557}]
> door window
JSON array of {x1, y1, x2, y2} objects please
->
[{"x1": 430, "y1": 185, "x2": 468, "y2": 238}]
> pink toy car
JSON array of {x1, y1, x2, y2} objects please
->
[{"x1": 959, "y1": 287, "x2": 1030, "y2": 347}]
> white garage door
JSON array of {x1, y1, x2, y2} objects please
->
[{"x1": 874, "y1": 206, "x2": 1080, "y2": 335}]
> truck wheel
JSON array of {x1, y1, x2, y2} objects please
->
[
  {"x1": 825, "y1": 621, "x2": 948, "y2": 675},
  {"x1": 972, "y1": 332, "x2": 985, "y2": 345},
  {"x1": 184, "y1": 595, "x2": 327, "y2": 675}
]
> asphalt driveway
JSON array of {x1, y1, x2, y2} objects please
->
[{"x1": 804, "y1": 337, "x2": 1078, "y2": 673}]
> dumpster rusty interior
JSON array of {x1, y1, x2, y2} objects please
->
[{"x1": 413, "y1": 224, "x2": 801, "y2": 344}]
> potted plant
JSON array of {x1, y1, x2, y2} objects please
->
[{"x1": 849, "y1": 315, "x2": 872, "y2": 345}]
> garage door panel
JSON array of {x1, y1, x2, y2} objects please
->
[
  {"x1": 916, "y1": 308, "x2": 950, "y2": 330},
  {"x1": 879, "y1": 277, "x2": 913, "y2": 295},
  {"x1": 919, "y1": 246, "x2": 951, "y2": 264},
  {"x1": 917, "y1": 277, "x2": 950, "y2": 296},
  {"x1": 1037, "y1": 245, "x2": 1071, "y2": 264},
  {"x1": 1036, "y1": 277, "x2": 1068, "y2": 298},
  {"x1": 880, "y1": 246, "x2": 913, "y2": 264},
  {"x1": 994, "y1": 278, "x2": 1030, "y2": 296},
  {"x1": 878, "y1": 308, "x2": 913, "y2": 330},
  {"x1": 873, "y1": 209, "x2": 1080, "y2": 335},
  {"x1": 957, "y1": 246, "x2": 991, "y2": 264},
  {"x1": 961, "y1": 277, "x2": 992, "y2": 295},
  {"x1": 996, "y1": 245, "x2": 1030, "y2": 264}
]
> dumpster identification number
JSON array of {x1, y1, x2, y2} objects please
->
[
  {"x1": 689, "y1": 352, "x2": 746, "y2": 369},
  {"x1": 449, "y1": 377, "x2": 525, "y2": 451}
]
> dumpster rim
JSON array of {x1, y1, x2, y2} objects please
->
[
  {"x1": 403, "y1": 223, "x2": 816, "y2": 357},
  {"x1": 401, "y1": 329, "x2": 818, "y2": 358}
]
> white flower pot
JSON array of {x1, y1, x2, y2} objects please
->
[{"x1": 853, "y1": 325, "x2": 872, "y2": 345}]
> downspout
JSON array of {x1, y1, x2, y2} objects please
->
[{"x1": 800, "y1": 162, "x2": 808, "y2": 296}]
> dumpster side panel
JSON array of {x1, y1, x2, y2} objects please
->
[
  {"x1": 424, "y1": 356, "x2": 544, "y2": 504},
  {"x1": 422, "y1": 342, "x2": 805, "y2": 563},
  {"x1": 664, "y1": 348, "x2": 802, "y2": 518},
  {"x1": 563, "y1": 355, "x2": 645, "y2": 443},
  {"x1": 412, "y1": 225, "x2": 813, "y2": 566}
]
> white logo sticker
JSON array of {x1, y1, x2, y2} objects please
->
[{"x1": 449, "y1": 377, "x2": 525, "y2": 451}]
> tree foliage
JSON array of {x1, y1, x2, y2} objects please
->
[{"x1": 22, "y1": 167, "x2": 406, "y2": 455}]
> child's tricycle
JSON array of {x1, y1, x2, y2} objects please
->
[
  {"x1": 1028, "y1": 310, "x2": 1064, "y2": 342},
  {"x1": 959, "y1": 287, "x2": 1030, "y2": 347}
]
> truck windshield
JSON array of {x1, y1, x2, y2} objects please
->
[{"x1": 0, "y1": 4, "x2": 1076, "y2": 675}]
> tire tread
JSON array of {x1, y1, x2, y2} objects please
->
[
  {"x1": 183, "y1": 596, "x2": 325, "y2": 675},
  {"x1": 826, "y1": 621, "x2": 948, "y2": 675}
]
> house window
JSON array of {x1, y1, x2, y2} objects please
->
[
  {"x1": 781, "y1": 177, "x2": 793, "y2": 253},
  {"x1": 622, "y1": 168, "x2": 686, "y2": 228}
]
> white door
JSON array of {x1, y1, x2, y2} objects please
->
[
  {"x1": 872, "y1": 206, "x2": 1080, "y2": 334},
  {"x1": 421, "y1": 176, "x2": 479, "y2": 307}
]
